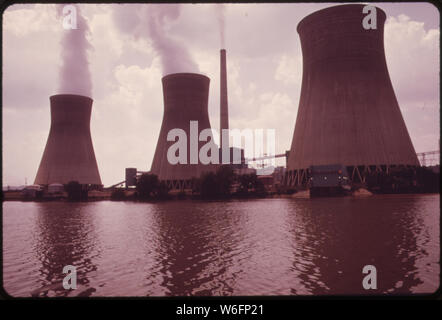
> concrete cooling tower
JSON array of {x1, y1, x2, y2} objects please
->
[
  {"x1": 34, "y1": 94, "x2": 102, "y2": 186},
  {"x1": 285, "y1": 4, "x2": 419, "y2": 187},
  {"x1": 150, "y1": 73, "x2": 218, "y2": 189}
]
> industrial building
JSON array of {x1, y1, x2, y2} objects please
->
[
  {"x1": 34, "y1": 94, "x2": 102, "y2": 187},
  {"x1": 25, "y1": 5, "x2": 435, "y2": 198},
  {"x1": 285, "y1": 4, "x2": 420, "y2": 187}
]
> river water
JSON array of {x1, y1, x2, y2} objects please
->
[{"x1": 2, "y1": 194, "x2": 439, "y2": 297}]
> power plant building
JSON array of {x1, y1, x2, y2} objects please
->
[
  {"x1": 34, "y1": 94, "x2": 102, "y2": 186},
  {"x1": 285, "y1": 4, "x2": 419, "y2": 187}
]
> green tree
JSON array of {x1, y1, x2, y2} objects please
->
[
  {"x1": 238, "y1": 173, "x2": 258, "y2": 193},
  {"x1": 136, "y1": 174, "x2": 171, "y2": 200},
  {"x1": 199, "y1": 166, "x2": 235, "y2": 199},
  {"x1": 156, "y1": 181, "x2": 171, "y2": 199},
  {"x1": 191, "y1": 177, "x2": 201, "y2": 194},
  {"x1": 416, "y1": 166, "x2": 440, "y2": 193},
  {"x1": 65, "y1": 181, "x2": 86, "y2": 201},
  {"x1": 254, "y1": 178, "x2": 267, "y2": 197},
  {"x1": 110, "y1": 188, "x2": 126, "y2": 200},
  {"x1": 237, "y1": 173, "x2": 267, "y2": 197},
  {"x1": 215, "y1": 165, "x2": 235, "y2": 197},
  {"x1": 136, "y1": 174, "x2": 159, "y2": 199},
  {"x1": 200, "y1": 172, "x2": 218, "y2": 199}
]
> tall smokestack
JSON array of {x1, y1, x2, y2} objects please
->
[
  {"x1": 34, "y1": 94, "x2": 102, "y2": 186},
  {"x1": 220, "y1": 49, "x2": 229, "y2": 149}
]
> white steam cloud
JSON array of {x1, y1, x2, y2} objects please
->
[
  {"x1": 146, "y1": 4, "x2": 199, "y2": 75},
  {"x1": 215, "y1": 4, "x2": 226, "y2": 49},
  {"x1": 112, "y1": 4, "x2": 199, "y2": 75},
  {"x1": 57, "y1": 4, "x2": 93, "y2": 97}
]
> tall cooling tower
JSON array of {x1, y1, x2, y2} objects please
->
[
  {"x1": 150, "y1": 73, "x2": 218, "y2": 189},
  {"x1": 286, "y1": 4, "x2": 419, "y2": 186},
  {"x1": 34, "y1": 94, "x2": 102, "y2": 186}
]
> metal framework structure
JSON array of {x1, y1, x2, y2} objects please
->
[
  {"x1": 416, "y1": 151, "x2": 440, "y2": 167},
  {"x1": 283, "y1": 164, "x2": 419, "y2": 187},
  {"x1": 164, "y1": 179, "x2": 193, "y2": 190},
  {"x1": 246, "y1": 152, "x2": 429, "y2": 186}
]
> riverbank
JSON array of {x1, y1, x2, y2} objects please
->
[
  {"x1": 2, "y1": 190, "x2": 113, "y2": 202},
  {"x1": 3, "y1": 188, "x2": 439, "y2": 202}
]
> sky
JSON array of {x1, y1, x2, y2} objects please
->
[{"x1": 2, "y1": 2, "x2": 440, "y2": 187}]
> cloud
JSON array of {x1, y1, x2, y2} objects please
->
[
  {"x1": 215, "y1": 3, "x2": 226, "y2": 48},
  {"x1": 91, "y1": 62, "x2": 164, "y2": 185},
  {"x1": 274, "y1": 53, "x2": 302, "y2": 87},
  {"x1": 3, "y1": 4, "x2": 58, "y2": 36},
  {"x1": 2, "y1": 4, "x2": 60, "y2": 110},
  {"x1": 112, "y1": 4, "x2": 199, "y2": 75},
  {"x1": 385, "y1": 14, "x2": 439, "y2": 104},
  {"x1": 384, "y1": 14, "x2": 439, "y2": 152}
]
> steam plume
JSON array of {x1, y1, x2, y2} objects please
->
[
  {"x1": 112, "y1": 4, "x2": 199, "y2": 75},
  {"x1": 215, "y1": 4, "x2": 226, "y2": 49},
  {"x1": 146, "y1": 4, "x2": 199, "y2": 75},
  {"x1": 57, "y1": 4, "x2": 92, "y2": 97}
]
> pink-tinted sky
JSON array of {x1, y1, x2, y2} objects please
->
[{"x1": 2, "y1": 3, "x2": 439, "y2": 186}]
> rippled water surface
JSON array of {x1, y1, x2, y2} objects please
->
[{"x1": 2, "y1": 195, "x2": 439, "y2": 296}]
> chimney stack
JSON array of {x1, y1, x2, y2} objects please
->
[{"x1": 220, "y1": 49, "x2": 229, "y2": 150}]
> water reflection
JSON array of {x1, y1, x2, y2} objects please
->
[
  {"x1": 32, "y1": 202, "x2": 100, "y2": 297},
  {"x1": 2, "y1": 195, "x2": 439, "y2": 296},
  {"x1": 150, "y1": 201, "x2": 248, "y2": 296},
  {"x1": 286, "y1": 196, "x2": 436, "y2": 294}
]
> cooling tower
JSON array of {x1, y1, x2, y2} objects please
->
[
  {"x1": 150, "y1": 73, "x2": 218, "y2": 189},
  {"x1": 220, "y1": 49, "x2": 229, "y2": 149},
  {"x1": 34, "y1": 94, "x2": 102, "y2": 186},
  {"x1": 286, "y1": 4, "x2": 419, "y2": 186}
]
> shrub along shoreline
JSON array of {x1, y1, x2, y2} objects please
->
[{"x1": 112, "y1": 166, "x2": 269, "y2": 202}]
